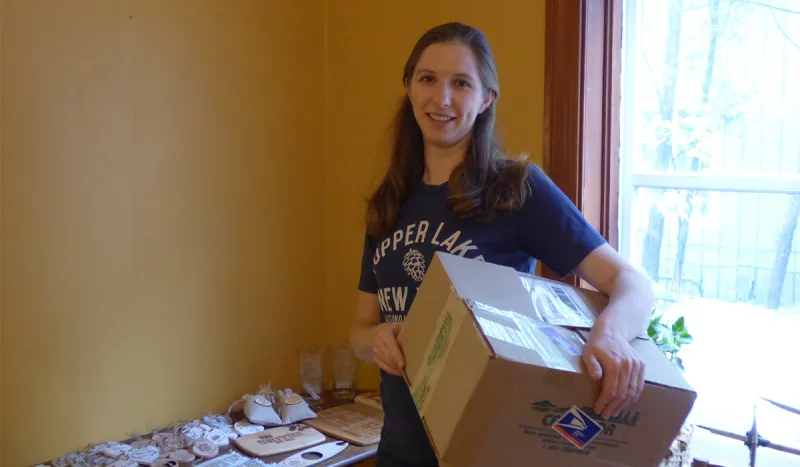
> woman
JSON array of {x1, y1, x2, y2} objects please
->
[{"x1": 349, "y1": 22, "x2": 654, "y2": 467}]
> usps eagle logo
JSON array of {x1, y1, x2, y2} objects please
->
[{"x1": 552, "y1": 406, "x2": 603, "y2": 449}]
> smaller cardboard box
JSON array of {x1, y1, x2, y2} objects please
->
[{"x1": 398, "y1": 252, "x2": 697, "y2": 467}]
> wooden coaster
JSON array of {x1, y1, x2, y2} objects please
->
[
  {"x1": 302, "y1": 403, "x2": 383, "y2": 446},
  {"x1": 234, "y1": 424, "x2": 325, "y2": 457}
]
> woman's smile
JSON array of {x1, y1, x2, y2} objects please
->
[{"x1": 426, "y1": 112, "x2": 456, "y2": 128}]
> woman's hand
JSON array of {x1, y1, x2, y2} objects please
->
[
  {"x1": 373, "y1": 322, "x2": 406, "y2": 377},
  {"x1": 581, "y1": 328, "x2": 645, "y2": 419}
]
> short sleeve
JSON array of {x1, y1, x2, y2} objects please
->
[
  {"x1": 358, "y1": 233, "x2": 378, "y2": 293},
  {"x1": 518, "y1": 164, "x2": 607, "y2": 278}
]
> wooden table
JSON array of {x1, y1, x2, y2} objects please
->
[{"x1": 41, "y1": 391, "x2": 379, "y2": 467}]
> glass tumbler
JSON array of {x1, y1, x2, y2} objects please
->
[
  {"x1": 298, "y1": 345, "x2": 325, "y2": 406},
  {"x1": 330, "y1": 343, "x2": 357, "y2": 400}
]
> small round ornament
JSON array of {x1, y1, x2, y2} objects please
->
[{"x1": 191, "y1": 438, "x2": 219, "y2": 459}]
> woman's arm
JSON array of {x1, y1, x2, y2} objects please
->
[
  {"x1": 575, "y1": 243, "x2": 654, "y2": 341},
  {"x1": 350, "y1": 292, "x2": 383, "y2": 364},
  {"x1": 349, "y1": 292, "x2": 405, "y2": 376},
  {"x1": 510, "y1": 164, "x2": 654, "y2": 418},
  {"x1": 574, "y1": 243, "x2": 655, "y2": 419}
]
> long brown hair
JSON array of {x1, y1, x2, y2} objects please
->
[{"x1": 366, "y1": 22, "x2": 531, "y2": 239}]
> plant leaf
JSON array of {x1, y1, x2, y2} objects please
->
[
  {"x1": 653, "y1": 323, "x2": 671, "y2": 336},
  {"x1": 659, "y1": 343, "x2": 679, "y2": 353},
  {"x1": 676, "y1": 335, "x2": 694, "y2": 345}
]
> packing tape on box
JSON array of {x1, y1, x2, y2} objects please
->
[{"x1": 468, "y1": 299, "x2": 581, "y2": 373}]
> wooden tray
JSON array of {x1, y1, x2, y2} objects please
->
[
  {"x1": 302, "y1": 403, "x2": 384, "y2": 446},
  {"x1": 234, "y1": 424, "x2": 326, "y2": 457}
]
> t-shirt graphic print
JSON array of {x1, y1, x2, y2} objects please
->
[{"x1": 369, "y1": 217, "x2": 487, "y2": 323}]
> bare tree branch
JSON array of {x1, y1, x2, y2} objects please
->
[
  {"x1": 668, "y1": 2, "x2": 744, "y2": 74},
  {"x1": 770, "y1": 0, "x2": 800, "y2": 51},
  {"x1": 673, "y1": 112, "x2": 743, "y2": 161},
  {"x1": 687, "y1": 0, "x2": 800, "y2": 14},
  {"x1": 643, "y1": 52, "x2": 666, "y2": 115},
  {"x1": 739, "y1": 0, "x2": 800, "y2": 15}
]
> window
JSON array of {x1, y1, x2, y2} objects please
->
[
  {"x1": 619, "y1": 1, "x2": 800, "y2": 464},
  {"x1": 545, "y1": 0, "x2": 800, "y2": 464}
]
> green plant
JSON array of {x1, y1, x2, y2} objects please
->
[{"x1": 648, "y1": 313, "x2": 693, "y2": 371}]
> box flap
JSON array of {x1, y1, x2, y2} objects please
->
[
  {"x1": 437, "y1": 253, "x2": 598, "y2": 330},
  {"x1": 435, "y1": 253, "x2": 540, "y2": 321}
]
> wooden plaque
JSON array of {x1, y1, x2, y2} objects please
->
[
  {"x1": 302, "y1": 403, "x2": 383, "y2": 446},
  {"x1": 234, "y1": 424, "x2": 325, "y2": 457}
]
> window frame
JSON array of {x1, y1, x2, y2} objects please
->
[
  {"x1": 544, "y1": 0, "x2": 800, "y2": 464},
  {"x1": 542, "y1": 0, "x2": 622, "y2": 286},
  {"x1": 543, "y1": 0, "x2": 800, "y2": 279},
  {"x1": 628, "y1": 172, "x2": 800, "y2": 194}
]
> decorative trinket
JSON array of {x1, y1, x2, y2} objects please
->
[
  {"x1": 97, "y1": 441, "x2": 133, "y2": 458},
  {"x1": 131, "y1": 439, "x2": 157, "y2": 449},
  {"x1": 151, "y1": 460, "x2": 179, "y2": 467},
  {"x1": 109, "y1": 460, "x2": 138, "y2": 467},
  {"x1": 128, "y1": 445, "x2": 161, "y2": 465},
  {"x1": 242, "y1": 394, "x2": 282, "y2": 426},
  {"x1": 276, "y1": 389, "x2": 317, "y2": 425},
  {"x1": 234, "y1": 420, "x2": 264, "y2": 436},
  {"x1": 154, "y1": 432, "x2": 184, "y2": 454},
  {"x1": 206, "y1": 428, "x2": 230, "y2": 446},
  {"x1": 168, "y1": 449, "x2": 196, "y2": 463},
  {"x1": 203, "y1": 414, "x2": 232, "y2": 428},
  {"x1": 192, "y1": 438, "x2": 219, "y2": 458}
]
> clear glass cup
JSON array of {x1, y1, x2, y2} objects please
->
[
  {"x1": 298, "y1": 345, "x2": 325, "y2": 406},
  {"x1": 330, "y1": 343, "x2": 357, "y2": 400}
]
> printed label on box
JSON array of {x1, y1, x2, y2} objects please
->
[
  {"x1": 518, "y1": 276, "x2": 595, "y2": 327},
  {"x1": 409, "y1": 294, "x2": 466, "y2": 414},
  {"x1": 539, "y1": 326, "x2": 583, "y2": 356}
]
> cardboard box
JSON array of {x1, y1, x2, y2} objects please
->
[{"x1": 398, "y1": 252, "x2": 697, "y2": 467}]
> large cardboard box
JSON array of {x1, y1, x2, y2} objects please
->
[{"x1": 398, "y1": 252, "x2": 697, "y2": 467}]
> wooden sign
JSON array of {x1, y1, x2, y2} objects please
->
[
  {"x1": 302, "y1": 403, "x2": 383, "y2": 446},
  {"x1": 234, "y1": 424, "x2": 325, "y2": 457}
]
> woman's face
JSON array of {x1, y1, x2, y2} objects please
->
[{"x1": 407, "y1": 42, "x2": 494, "y2": 150}]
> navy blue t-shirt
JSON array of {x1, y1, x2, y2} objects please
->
[{"x1": 357, "y1": 163, "x2": 606, "y2": 465}]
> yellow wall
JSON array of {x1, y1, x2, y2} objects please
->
[
  {"x1": 1, "y1": 1, "x2": 324, "y2": 465},
  {"x1": 323, "y1": 1, "x2": 546, "y2": 389},
  {"x1": 0, "y1": 0, "x2": 4, "y2": 463},
  {"x1": 0, "y1": 1, "x2": 545, "y2": 465}
]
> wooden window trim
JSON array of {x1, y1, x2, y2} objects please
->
[{"x1": 542, "y1": 0, "x2": 622, "y2": 286}]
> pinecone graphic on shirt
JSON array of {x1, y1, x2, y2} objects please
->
[{"x1": 403, "y1": 249, "x2": 426, "y2": 281}]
